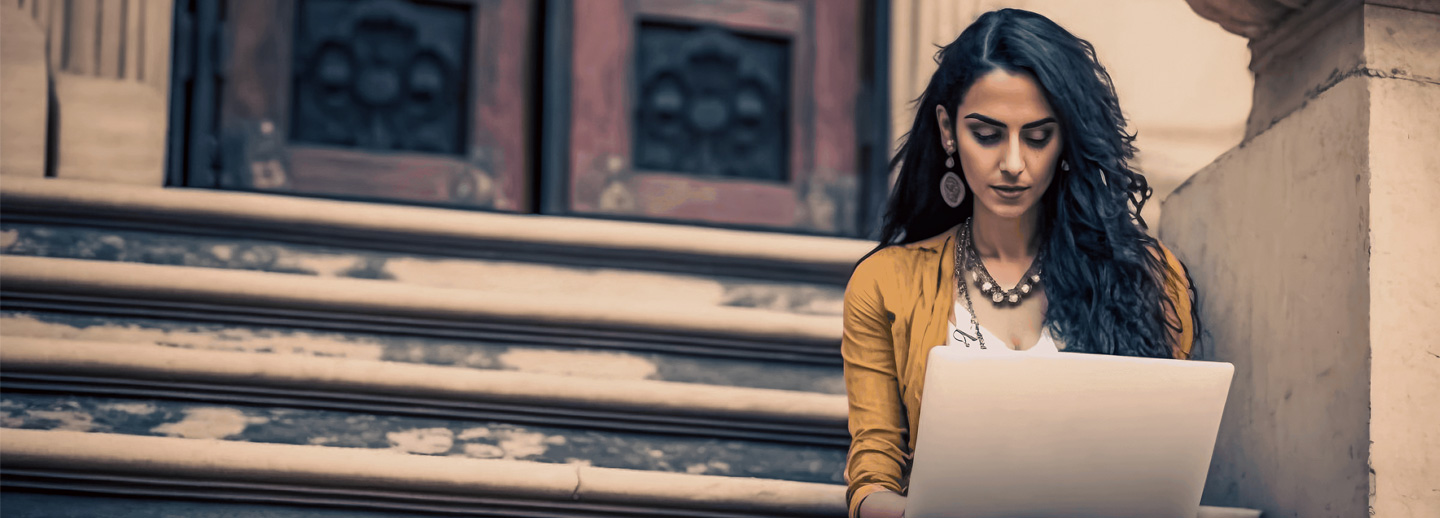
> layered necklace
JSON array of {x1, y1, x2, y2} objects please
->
[
  {"x1": 954, "y1": 218, "x2": 1045, "y2": 350},
  {"x1": 954, "y1": 218, "x2": 1045, "y2": 349},
  {"x1": 957, "y1": 218, "x2": 1044, "y2": 305}
]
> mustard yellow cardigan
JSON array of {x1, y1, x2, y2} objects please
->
[{"x1": 841, "y1": 224, "x2": 1195, "y2": 517}]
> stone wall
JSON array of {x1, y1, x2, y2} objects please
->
[
  {"x1": 1163, "y1": 68, "x2": 1373, "y2": 517},
  {"x1": 1363, "y1": 4, "x2": 1440, "y2": 516},
  {"x1": 1163, "y1": 1, "x2": 1440, "y2": 516}
]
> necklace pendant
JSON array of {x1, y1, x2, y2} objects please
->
[
  {"x1": 991, "y1": 291, "x2": 1003, "y2": 303},
  {"x1": 1008, "y1": 293, "x2": 1019, "y2": 303}
]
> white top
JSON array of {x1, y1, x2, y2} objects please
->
[{"x1": 946, "y1": 300, "x2": 1062, "y2": 352}]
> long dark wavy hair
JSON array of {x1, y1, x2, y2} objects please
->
[{"x1": 866, "y1": 8, "x2": 1200, "y2": 358}]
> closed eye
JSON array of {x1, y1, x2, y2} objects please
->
[
  {"x1": 1025, "y1": 130, "x2": 1053, "y2": 147},
  {"x1": 971, "y1": 131, "x2": 1001, "y2": 144}
]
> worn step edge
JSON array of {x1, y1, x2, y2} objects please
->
[
  {"x1": 0, "y1": 336, "x2": 847, "y2": 434},
  {"x1": 0, "y1": 429, "x2": 846, "y2": 517},
  {"x1": 0, "y1": 177, "x2": 875, "y2": 285},
  {"x1": 0, "y1": 430, "x2": 1260, "y2": 518},
  {"x1": 0, "y1": 221, "x2": 846, "y2": 319},
  {"x1": 0, "y1": 256, "x2": 842, "y2": 363}
]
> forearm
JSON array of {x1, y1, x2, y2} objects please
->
[{"x1": 844, "y1": 257, "x2": 909, "y2": 518}]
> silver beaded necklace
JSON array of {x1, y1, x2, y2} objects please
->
[
  {"x1": 954, "y1": 218, "x2": 1045, "y2": 350},
  {"x1": 959, "y1": 218, "x2": 1044, "y2": 305}
]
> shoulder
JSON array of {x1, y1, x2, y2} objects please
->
[
  {"x1": 1150, "y1": 239, "x2": 1197, "y2": 357},
  {"x1": 1146, "y1": 239, "x2": 1193, "y2": 304},
  {"x1": 1152, "y1": 239, "x2": 1178, "y2": 262},
  {"x1": 848, "y1": 246, "x2": 901, "y2": 297},
  {"x1": 849, "y1": 227, "x2": 956, "y2": 289},
  {"x1": 1150, "y1": 240, "x2": 1189, "y2": 283}
]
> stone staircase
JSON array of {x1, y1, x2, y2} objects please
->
[
  {"x1": 0, "y1": 178, "x2": 1263, "y2": 517},
  {"x1": 0, "y1": 177, "x2": 867, "y2": 517}
]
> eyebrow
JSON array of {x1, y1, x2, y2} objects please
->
[{"x1": 964, "y1": 113, "x2": 1056, "y2": 130}]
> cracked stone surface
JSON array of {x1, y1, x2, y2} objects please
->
[
  {"x1": 0, "y1": 394, "x2": 846, "y2": 484},
  {"x1": 0, "y1": 223, "x2": 844, "y2": 316},
  {"x1": 1, "y1": 311, "x2": 845, "y2": 394}
]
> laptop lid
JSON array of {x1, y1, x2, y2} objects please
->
[{"x1": 905, "y1": 346, "x2": 1234, "y2": 518}]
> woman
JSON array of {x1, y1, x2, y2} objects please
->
[{"x1": 843, "y1": 8, "x2": 1201, "y2": 517}]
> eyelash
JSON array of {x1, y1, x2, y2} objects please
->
[{"x1": 971, "y1": 132, "x2": 1051, "y2": 147}]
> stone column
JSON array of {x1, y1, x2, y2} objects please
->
[
  {"x1": 1, "y1": 0, "x2": 174, "y2": 184},
  {"x1": 1, "y1": 3, "x2": 50, "y2": 177},
  {"x1": 1163, "y1": 1, "x2": 1439, "y2": 516}
]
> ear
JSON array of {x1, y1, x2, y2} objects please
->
[{"x1": 934, "y1": 104, "x2": 956, "y2": 154}]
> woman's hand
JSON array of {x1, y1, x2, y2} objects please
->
[{"x1": 859, "y1": 490, "x2": 907, "y2": 518}]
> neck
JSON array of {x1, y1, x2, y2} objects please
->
[{"x1": 970, "y1": 205, "x2": 1043, "y2": 262}]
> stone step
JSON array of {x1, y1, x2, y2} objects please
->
[
  {"x1": 1, "y1": 334, "x2": 847, "y2": 488},
  {"x1": 0, "y1": 309, "x2": 847, "y2": 394},
  {"x1": 1, "y1": 254, "x2": 846, "y2": 395},
  {"x1": 0, "y1": 391, "x2": 844, "y2": 485},
  {"x1": 0, "y1": 220, "x2": 846, "y2": 318},
  {"x1": 0, "y1": 176, "x2": 873, "y2": 286},
  {"x1": 0, "y1": 255, "x2": 841, "y2": 367},
  {"x1": 0, "y1": 428, "x2": 846, "y2": 517},
  {"x1": 0, "y1": 428, "x2": 1263, "y2": 518},
  {"x1": 0, "y1": 337, "x2": 847, "y2": 448}
]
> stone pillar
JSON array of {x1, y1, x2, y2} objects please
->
[
  {"x1": 1163, "y1": 1, "x2": 1439, "y2": 516},
  {"x1": 1, "y1": 4, "x2": 50, "y2": 177},
  {"x1": 2, "y1": 0, "x2": 174, "y2": 184}
]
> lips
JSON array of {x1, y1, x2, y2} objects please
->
[{"x1": 991, "y1": 185, "x2": 1029, "y2": 199}]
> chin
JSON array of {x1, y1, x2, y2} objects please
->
[{"x1": 977, "y1": 198, "x2": 1041, "y2": 220}]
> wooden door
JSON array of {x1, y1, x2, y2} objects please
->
[
  {"x1": 553, "y1": 0, "x2": 864, "y2": 235},
  {"x1": 215, "y1": 0, "x2": 534, "y2": 211}
]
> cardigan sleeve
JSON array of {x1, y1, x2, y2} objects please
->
[{"x1": 841, "y1": 253, "x2": 910, "y2": 517}]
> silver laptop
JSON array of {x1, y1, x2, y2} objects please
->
[{"x1": 905, "y1": 346, "x2": 1234, "y2": 518}]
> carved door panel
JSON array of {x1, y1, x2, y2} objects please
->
[
  {"x1": 557, "y1": 0, "x2": 863, "y2": 235},
  {"x1": 215, "y1": 0, "x2": 533, "y2": 211}
]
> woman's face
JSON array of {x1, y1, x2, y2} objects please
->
[{"x1": 938, "y1": 69, "x2": 1062, "y2": 221}]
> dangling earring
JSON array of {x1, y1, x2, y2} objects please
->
[
  {"x1": 1060, "y1": 159, "x2": 1070, "y2": 171},
  {"x1": 939, "y1": 140, "x2": 965, "y2": 208}
]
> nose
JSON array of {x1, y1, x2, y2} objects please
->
[{"x1": 1001, "y1": 134, "x2": 1025, "y2": 176}]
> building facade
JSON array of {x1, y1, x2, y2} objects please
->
[{"x1": 2, "y1": 0, "x2": 1434, "y2": 516}]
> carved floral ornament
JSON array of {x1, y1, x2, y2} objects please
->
[
  {"x1": 634, "y1": 25, "x2": 789, "y2": 182},
  {"x1": 1184, "y1": 0, "x2": 1324, "y2": 38},
  {"x1": 291, "y1": 0, "x2": 469, "y2": 155}
]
